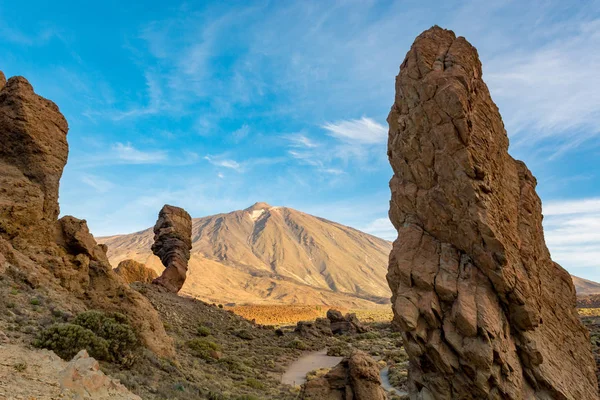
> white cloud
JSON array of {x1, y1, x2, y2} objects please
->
[
  {"x1": 112, "y1": 142, "x2": 167, "y2": 164},
  {"x1": 204, "y1": 155, "x2": 242, "y2": 171},
  {"x1": 362, "y1": 217, "x2": 396, "y2": 241},
  {"x1": 322, "y1": 117, "x2": 387, "y2": 144},
  {"x1": 285, "y1": 133, "x2": 318, "y2": 148},
  {"x1": 543, "y1": 198, "x2": 600, "y2": 270},
  {"x1": 80, "y1": 174, "x2": 115, "y2": 193},
  {"x1": 484, "y1": 18, "x2": 600, "y2": 153}
]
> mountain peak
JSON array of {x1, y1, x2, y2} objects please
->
[{"x1": 245, "y1": 202, "x2": 272, "y2": 211}]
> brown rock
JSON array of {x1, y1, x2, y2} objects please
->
[
  {"x1": 115, "y1": 259, "x2": 158, "y2": 284},
  {"x1": 326, "y1": 309, "x2": 368, "y2": 335},
  {"x1": 301, "y1": 350, "x2": 385, "y2": 400},
  {"x1": 0, "y1": 75, "x2": 68, "y2": 243},
  {"x1": 0, "y1": 72, "x2": 173, "y2": 358},
  {"x1": 0, "y1": 71, "x2": 5, "y2": 89},
  {"x1": 59, "y1": 350, "x2": 141, "y2": 399},
  {"x1": 295, "y1": 318, "x2": 332, "y2": 337},
  {"x1": 152, "y1": 204, "x2": 192, "y2": 292},
  {"x1": 387, "y1": 26, "x2": 598, "y2": 399}
]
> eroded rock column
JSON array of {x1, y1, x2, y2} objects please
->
[
  {"x1": 387, "y1": 26, "x2": 598, "y2": 399},
  {"x1": 152, "y1": 205, "x2": 192, "y2": 292}
]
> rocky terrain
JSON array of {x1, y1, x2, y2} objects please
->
[
  {"x1": 386, "y1": 26, "x2": 598, "y2": 398},
  {"x1": 115, "y1": 259, "x2": 158, "y2": 284},
  {"x1": 99, "y1": 202, "x2": 393, "y2": 308}
]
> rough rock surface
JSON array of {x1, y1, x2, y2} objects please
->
[
  {"x1": 115, "y1": 259, "x2": 158, "y2": 284},
  {"x1": 0, "y1": 71, "x2": 173, "y2": 358},
  {"x1": 152, "y1": 204, "x2": 192, "y2": 292},
  {"x1": 301, "y1": 350, "x2": 385, "y2": 400},
  {"x1": 0, "y1": 75, "x2": 68, "y2": 244},
  {"x1": 386, "y1": 27, "x2": 598, "y2": 399},
  {"x1": 0, "y1": 344, "x2": 140, "y2": 399},
  {"x1": 326, "y1": 309, "x2": 368, "y2": 335},
  {"x1": 295, "y1": 318, "x2": 332, "y2": 338}
]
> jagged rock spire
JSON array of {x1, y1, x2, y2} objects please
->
[{"x1": 387, "y1": 26, "x2": 598, "y2": 399}]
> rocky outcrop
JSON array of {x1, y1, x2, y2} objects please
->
[
  {"x1": 0, "y1": 71, "x2": 173, "y2": 358},
  {"x1": 0, "y1": 344, "x2": 140, "y2": 399},
  {"x1": 386, "y1": 27, "x2": 598, "y2": 399},
  {"x1": 0, "y1": 75, "x2": 68, "y2": 244},
  {"x1": 152, "y1": 204, "x2": 192, "y2": 292},
  {"x1": 115, "y1": 259, "x2": 158, "y2": 284},
  {"x1": 301, "y1": 351, "x2": 385, "y2": 400},
  {"x1": 295, "y1": 318, "x2": 332, "y2": 337},
  {"x1": 326, "y1": 309, "x2": 368, "y2": 335}
]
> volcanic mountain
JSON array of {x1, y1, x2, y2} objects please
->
[{"x1": 99, "y1": 203, "x2": 393, "y2": 308}]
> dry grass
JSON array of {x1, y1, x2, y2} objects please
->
[
  {"x1": 579, "y1": 308, "x2": 600, "y2": 317},
  {"x1": 226, "y1": 305, "x2": 394, "y2": 326}
]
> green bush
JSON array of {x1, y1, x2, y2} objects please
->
[
  {"x1": 187, "y1": 338, "x2": 220, "y2": 360},
  {"x1": 34, "y1": 323, "x2": 110, "y2": 360},
  {"x1": 73, "y1": 310, "x2": 138, "y2": 361},
  {"x1": 233, "y1": 329, "x2": 253, "y2": 340},
  {"x1": 244, "y1": 378, "x2": 265, "y2": 390},
  {"x1": 35, "y1": 310, "x2": 138, "y2": 363},
  {"x1": 197, "y1": 325, "x2": 211, "y2": 337}
]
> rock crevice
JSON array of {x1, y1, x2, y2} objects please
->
[{"x1": 387, "y1": 27, "x2": 598, "y2": 399}]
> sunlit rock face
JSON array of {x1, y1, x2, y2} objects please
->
[
  {"x1": 152, "y1": 204, "x2": 192, "y2": 293},
  {"x1": 386, "y1": 26, "x2": 598, "y2": 399}
]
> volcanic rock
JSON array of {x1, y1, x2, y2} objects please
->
[
  {"x1": 386, "y1": 27, "x2": 598, "y2": 398},
  {"x1": 0, "y1": 71, "x2": 173, "y2": 358},
  {"x1": 115, "y1": 259, "x2": 158, "y2": 284},
  {"x1": 301, "y1": 350, "x2": 385, "y2": 400},
  {"x1": 0, "y1": 75, "x2": 68, "y2": 243},
  {"x1": 295, "y1": 318, "x2": 332, "y2": 338},
  {"x1": 326, "y1": 309, "x2": 368, "y2": 335},
  {"x1": 152, "y1": 204, "x2": 192, "y2": 293}
]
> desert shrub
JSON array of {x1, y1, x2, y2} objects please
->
[
  {"x1": 219, "y1": 356, "x2": 253, "y2": 374},
  {"x1": 197, "y1": 325, "x2": 211, "y2": 337},
  {"x1": 187, "y1": 338, "x2": 220, "y2": 360},
  {"x1": 244, "y1": 378, "x2": 265, "y2": 390},
  {"x1": 73, "y1": 310, "x2": 138, "y2": 361},
  {"x1": 233, "y1": 329, "x2": 253, "y2": 340},
  {"x1": 34, "y1": 323, "x2": 110, "y2": 360},
  {"x1": 288, "y1": 338, "x2": 308, "y2": 350},
  {"x1": 35, "y1": 310, "x2": 137, "y2": 363},
  {"x1": 327, "y1": 342, "x2": 351, "y2": 357},
  {"x1": 388, "y1": 362, "x2": 409, "y2": 389}
]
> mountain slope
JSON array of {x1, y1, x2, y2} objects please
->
[
  {"x1": 99, "y1": 203, "x2": 393, "y2": 307},
  {"x1": 572, "y1": 276, "x2": 600, "y2": 295}
]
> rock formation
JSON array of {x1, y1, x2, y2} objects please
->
[
  {"x1": 115, "y1": 259, "x2": 158, "y2": 284},
  {"x1": 0, "y1": 344, "x2": 140, "y2": 399},
  {"x1": 301, "y1": 350, "x2": 385, "y2": 400},
  {"x1": 152, "y1": 204, "x2": 192, "y2": 292},
  {"x1": 327, "y1": 309, "x2": 368, "y2": 335},
  {"x1": 0, "y1": 71, "x2": 173, "y2": 358},
  {"x1": 386, "y1": 27, "x2": 598, "y2": 399},
  {"x1": 295, "y1": 318, "x2": 332, "y2": 338}
]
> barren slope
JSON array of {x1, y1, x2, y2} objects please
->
[{"x1": 99, "y1": 203, "x2": 393, "y2": 307}]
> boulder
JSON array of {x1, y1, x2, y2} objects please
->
[
  {"x1": 115, "y1": 259, "x2": 158, "y2": 284},
  {"x1": 386, "y1": 26, "x2": 598, "y2": 398},
  {"x1": 295, "y1": 318, "x2": 332, "y2": 337},
  {"x1": 301, "y1": 350, "x2": 385, "y2": 400},
  {"x1": 152, "y1": 204, "x2": 192, "y2": 293},
  {"x1": 326, "y1": 309, "x2": 368, "y2": 335}
]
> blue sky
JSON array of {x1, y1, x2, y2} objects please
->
[{"x1": 2, "y1": 0, "x2": 600, "y2": 281}]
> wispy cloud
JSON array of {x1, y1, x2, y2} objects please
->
[
  {"x1": 322, "y1": 117, "x2": 387, "y2": 144},
  {"x1": 112, "y1": 142, "x2": 167, "y2": 164},
  {"x1": 80, "y1": 174, "x2": 115, "y2": 193},
  {"x1": 543, "y1": 198, "x2": 600, "y2": 270},
  {"x1": 285, "y1": 133, "x2": 318, "y2": 148},
  {"x1": 484, "y1": 18, "x2": 600, "y2": 155},
  {"x1": 204, "y1": 155, "x2": 242, "y2": 171},
  {"x1": 362, "y1": 217, "x2": 396, "y2": 241}
]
